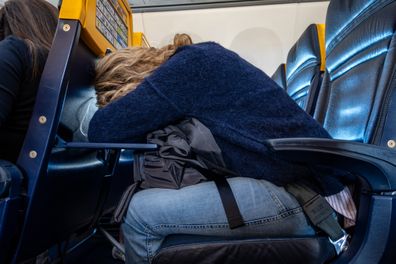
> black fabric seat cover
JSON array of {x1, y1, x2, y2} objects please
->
[{"x1": 153, "y1": 236, "x2": 335, "y2": 264}]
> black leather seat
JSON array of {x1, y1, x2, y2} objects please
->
[
  {"x1": 285, "y1": 24, "x2": 325, "y2": 115},
  {"x1": 272, "y1": 24, "x2": 325, "y2": 115},
  {"x1": 271, "y1": 63, "x2": 287, "y2": 89},
  {"x1": 152, "y1": 0, "x2": 396, "y2": 263}
]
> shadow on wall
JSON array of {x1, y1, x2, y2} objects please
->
[
  {"x1": 229, "y1": 27, "x2": 283, "y2": 75},
  {"x1": 159, "y1": 28, "x2": 282, "y2": 76}
]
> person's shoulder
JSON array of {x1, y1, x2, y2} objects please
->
[
  {"x1": 0, "y1": 36, "x2": 30, "y2": 60},
  {"x1": 171, "y1": 41, "x2": 241, "y2": 69},
  {"x1": 0, "y1": 36, "x2": 28, "y2": 50},
  {"x1": 175, "y1": 42, "x2": 229, "y2": 56}
]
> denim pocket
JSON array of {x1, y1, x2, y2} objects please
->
[
  {"x1": 263, "y1": 183, "x2": 288, "y2": 213},
  {"x1": 262, "y1": 182, "x2": 302, "y2": 214}
]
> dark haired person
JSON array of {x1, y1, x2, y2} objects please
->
[
  {"x1": 89, "y1": 34, "x2": 356, "y2": 264},
  {"x1": 0, "y1": 0, "x2": 58, "y2": 162}
]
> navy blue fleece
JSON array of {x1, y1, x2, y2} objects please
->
[{"x1": 89, "y1": 42, "x2": 343, "y2": 195}]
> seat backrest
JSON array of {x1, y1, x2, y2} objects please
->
[
  {"x1": 311, "y1": 1, "x2": 396, "y2": 262},
  {"x1": 285, "y1": 24, "x2": 326, "y2": 115},
  {"x1": 314, "y1": 0, "x2": 396, "y2": 148},
  {"x1": 8, "y1": 0, "x2": 135, "y2": 262},
  {"x1": 271, "y1": 63, "x2": 287, "y2": 89}
]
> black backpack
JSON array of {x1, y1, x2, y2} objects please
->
[{"x1": 113, "y1": 118, "x2": 244, "y2": 229}]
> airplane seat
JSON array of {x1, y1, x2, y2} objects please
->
[
  {"x1": 0, "y1": 0, "x2": 156, "y2": 262},
  {"x1": 270, "y1": 0, "x2": 396, "y2": 262},
  {"x1": 314, "y1": 0, "x2": 396, "y2": 146},
  {"x1": 0, "y1": 160, "x2": 24, "y2": 264},
  {"x1": 271, "y1": 63, "x2": 287, "y2": 89},
  {"x1": 152, "y1": 0, "x2": 396, "y2": 263},
  {"x1": 58, "y1": 42, "x2": 135, "y2": 216},
  {"x1": 58, "y1": 43, "x2": 97, "y2": 143},
  {"x1": 5, "y1": 21, "x2": 110, "y2": 263},
  {"x1": 285, "y1": 24, "x2": 325, "y2": 116}
]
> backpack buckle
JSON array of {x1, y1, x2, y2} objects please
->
[{"x1": 329, "y1": 229, "x2": 349, "y2": 255}]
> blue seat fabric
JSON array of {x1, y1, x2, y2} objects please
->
[
  {"x1": 314, "y1": 0, "x2": 396, "y2": 146},
  {"x1": 1, "y1": 0, "x2": 396, "y2": 263},
  {"x1": 0, "y1": 19, "x2": 139, "y2": 262},
  {"x1": 285, "y1": 24, "x2": 323, "y2": 115},
  {"x1": 153, "y1": 0, "x2": 396, "y2": 263},
  {"x1": 271, "y1": 63, "x2": 287, "y2": 89}
]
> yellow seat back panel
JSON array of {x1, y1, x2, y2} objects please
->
[{"x1": 60, "y1": 0, "x2": 133, "y2": 56}]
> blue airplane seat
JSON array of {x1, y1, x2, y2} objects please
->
[
  {"x1": 0, "y1": 15, "x2": 155, "y2": 263},
  {"x1": 4, "y1": 23, "x2": 109, "y2": 263},
  {"x1": 152, "y1": 0, "x2": 396, "y2": 263},
  {"x1": 285, "y1": 24, "x2": 325, "y2": 115},
  {"x1": 271, "y1": 63, "x2": 287, "y2": 89},
  {"x1": 270, "y1": 0, "x2": 396, "y2": 263},
  {"x1": 314, "y1": 0, "x2": 396, "y2": 146}
]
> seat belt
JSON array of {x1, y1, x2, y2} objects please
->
[{"x1": 286, "y1": 183, "x2": 349, "y2": 255}]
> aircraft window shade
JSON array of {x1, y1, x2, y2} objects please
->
[{"x1": 59, "y1": 0, "x2": 134, "y2": 56}]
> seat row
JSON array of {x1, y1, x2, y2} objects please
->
[
  {"x1": 0, "y1": 0, "x2": 396, "y2": 263},
  {"x1": 154, "y1": 0, "x2": 396, "y2": 262},
  {"x1": 272, "y1": 23, "x2": 325, "y2": 116}
]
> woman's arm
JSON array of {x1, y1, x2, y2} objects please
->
[
  {"x1": 88, "y1": 79, "x2": 184, "y2": 143},
  {"x1": 88, "y1": 43, "x2": 223, "y2": 143},
  {"x1": 0, "y1": 38, "x2": 26, "y2": 126}
]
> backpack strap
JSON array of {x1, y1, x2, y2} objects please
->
[
  {"x1": 189, "y1": 164, "x2": 245, "y2": 229},
  {"x1": 286, "y1": 183, "x2": 349, "y2": 255},
  {"x1": 112, "y1": 181, "x2": 141, "y2": 224},
  {"x1": 213, "y1": 176, "x2": 245, "y2": 229}
]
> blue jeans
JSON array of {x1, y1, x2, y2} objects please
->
[{"x1": 122, "y1": 177, "x2": 315, "y2": 264}]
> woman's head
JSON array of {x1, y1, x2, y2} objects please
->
[
  {"x1": 0, "y1": 0, "x2": 58, "y2": 74},
  {"x1": 95, "y1": 33, "x2": 193, "y2": 108}
]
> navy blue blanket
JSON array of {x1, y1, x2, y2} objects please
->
[{"x1": 89, "y1": 42, "x2": 344, "y2": 195}]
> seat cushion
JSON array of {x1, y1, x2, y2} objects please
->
[{"x1": 152, "y1": 236, "x2": 336, "y2": 264}]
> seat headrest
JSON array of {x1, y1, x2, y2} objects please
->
[
  {"x1": 326, "y1": 0, "x2": 394, "y2": 54},
  {"x1": 316, "y1": 0, "x2": 396, "y2": 143},
  {"x1": 272, "y1": 64, "x2": 287, "y2": 89},
  {"x1": 285, "y1": 24, "x2": 325, "y2": 114},
  {"x1": 286, "y1": 24, "x2": 325, "y2": 83}
]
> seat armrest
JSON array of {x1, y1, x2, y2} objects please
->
[
  {"x1": 266, "y1": 138, "x2": 396, "y2": 192},
  {"x1": 0, "y1": 160, "x2": 23, "y2": 198},
  {"x1": 55, "y1": 141, "x2": 157, "y2": 150}
]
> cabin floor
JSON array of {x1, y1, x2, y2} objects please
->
[{"x1": 63, "y1": 226, "x2": 123, "y2": 264}]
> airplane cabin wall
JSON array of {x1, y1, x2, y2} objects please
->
[{"x1": 132, "y1": 1, "x2": 330, "y2": 75}]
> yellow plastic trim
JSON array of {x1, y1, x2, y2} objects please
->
[
  {"x1": 59, "y1": 0, "x2": 134, "y2": 56},
  {"x1": 132, "y1": 32, "x2": 150, "y2": 47},
  {"x1": 316, "y1": 24, "x2": 326, "y2": 72},
  {"x1": 59, "y1": 0, "x2": 86, "y2": 24}
]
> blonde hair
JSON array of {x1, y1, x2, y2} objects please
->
[{"x1": 95, "y1": 33, "x2": 193, "y2": 108}]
